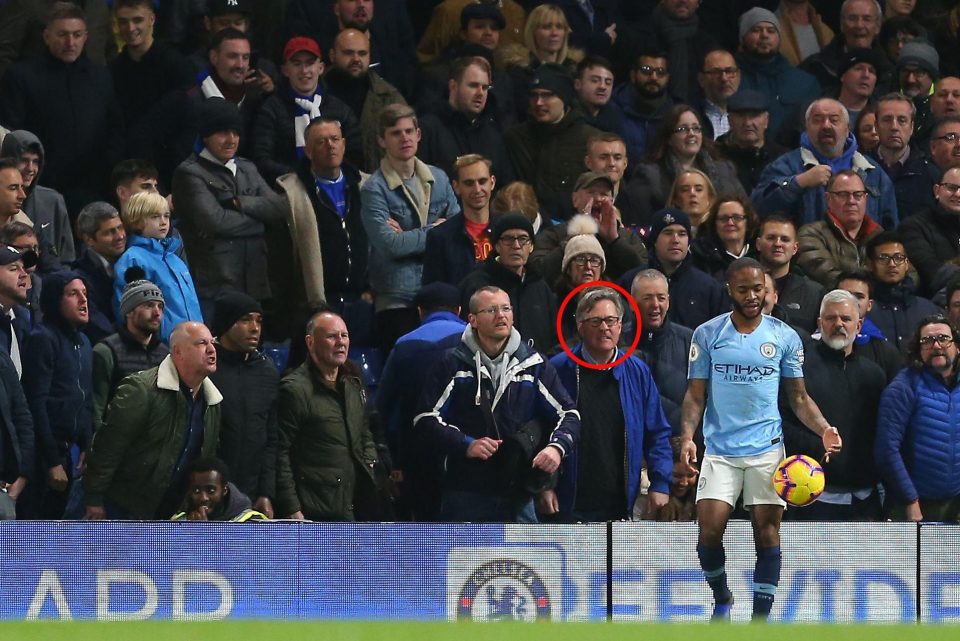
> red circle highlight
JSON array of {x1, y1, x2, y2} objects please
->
[{"x1": 555, "y1": 279, "x2": 642, "y2": 370}]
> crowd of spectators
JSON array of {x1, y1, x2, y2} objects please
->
[{"x1": 0, "y1": 0, "x2": 959, "y2": 524}]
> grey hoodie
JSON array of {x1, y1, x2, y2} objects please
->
[
  {"x1": 462, "y1": 325, "x2": 523, "y2": 397},
  {"x1": 0, "y1": 130, "x2": 75, "y2": 264}
]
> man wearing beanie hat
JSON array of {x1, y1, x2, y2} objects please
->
[
  {"x1": 897, "y1": 40, "x2": 939, "y2": 99},
  {"x1": 377, "y1": 281, "x2": 466, "y2": 519},
  {"x1": 208, "y1": 290, "x2": 278, "y2": 518},
  {"x1": 799, "y1": 0, "x2": 894, "y2": 97},
  {"x1": 460, "y1": 212, "x2": 559, "y2": 352},
  {"x1": 837, "y1": 48, "x2": 880, "y2": 121},
  {"x1": 736, "y1": 8, "x2": 821, "y2": 135},
  {"x1": 19, "y1": 271, "x2": 94, "y2": 518},
  {"x1": 531, "y1": 170, "x2": 647, "y2": 285},
  {"x1": 505, "y1": 63, "x2": 601, "y2": 214},
  {"x1": 92, "y1": 279, "x2": 169, "y2": 436},
  {"x1": 620, "y1": 208, "x2": 725, "y2": 331},
  {"x1": 172, "y1": 94, "x2": 286, "y2": 314}
]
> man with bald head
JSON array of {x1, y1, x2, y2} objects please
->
[
  {"x1": 753, "y1": 97, "x2": 898, "y2": 228},
  {"x1": 323, "y1": 28, "x2": 407, "y2": 172},
  {"x1": 84, "y1": 321, "x2": 223, "y2": 520}
]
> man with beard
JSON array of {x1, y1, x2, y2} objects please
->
[
  {"x1": 735, "y1": 8, "x2": 821, "y2": 137},
  {"x1": 91, "y1": 279, "x2": 169, "y2": 434},
  {"x1": 681, "y1": 257, "x2": 841, "y2": 621},
  {"x1": 781, "y1": 289, "x2": 886, "y2": 521},
  {"x1": 323, "y1": 28, "x2": 407, "y2": 173},
  {"x1": 753, "y1": 98, "x2": 898, "y2": 229},
  {"x1": 546, "y1": 286, "x2": 672, "y2": 522},
  {"x1": 611, "y1": 48, "x2": 675, "y2": 165},
  {"x1": 877, "y1": 316, "x2": 960, "y2": 521}
]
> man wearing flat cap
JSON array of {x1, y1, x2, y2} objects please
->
[
  {"x1": 531, "y1": 170, "x2": 646, "y2": 285},
  {"x1": 377, "y1": 281, "x2": 466, "y2": 520},
  {"x1": 460, "y1": 213, "x2": 559, "y2": 353},
  {"x1": 505, "y1": 64, "x2": 601, "y2": 214},
  {"x1": 172, "y1": 97, "x2": 286, "y2": 317},
  {"x1": 91, "y1": 278, "x2": 169, "y2": 435},
  {"x1": 715, "y1": 90, "x2": 788, "y2": 193},
  {"x1": 209, "y1": 290, "x2": 278, "y2": 519}
]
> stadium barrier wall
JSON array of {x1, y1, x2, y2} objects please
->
[{"x1": 0, "y1": 521, "x2": 955, "y2": 623}]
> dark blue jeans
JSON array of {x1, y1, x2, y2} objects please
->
[{"x1": 440, "y1": 490, "x2": 538, "y2": 523}]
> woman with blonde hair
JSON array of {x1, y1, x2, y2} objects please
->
[
  {"x1": 667, "y1": 168, "x2": 717, "y2": 231},
  {"x1": 113, "y1": 191, "x2": 202, "y2": 341}
]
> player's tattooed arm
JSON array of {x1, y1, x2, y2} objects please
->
[
  {"x1": 678, "y1": 379, "x2": 707, "y2": 471},
  {"x1": 782, "y1": 377, "x2": 831, "y2": 436}
]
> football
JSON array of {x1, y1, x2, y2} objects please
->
[{"x1": 772, "y1": 454, "x2": 826, "y2": 507}]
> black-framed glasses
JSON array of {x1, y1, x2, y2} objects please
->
[
  {"x1": 828, "y1": 190, "x2": 867, "y2": 201},
  {"x1": 716, "y1": 214, "x2": 746, "y2": 223},
  {"x1": 571, "y1": 255, "x2": 602, "y2": 267},
  {"x1": 674, "y1": 125, "x2": 703, "y2": 135},
  {"x1": 579, "y1": 316, "x2": 621, "y2": 328},
  {"x1": 498, "y1": 234, "x2": 531, "y2": 246},
  {"x1": 938, "y1": 182, "x2": 960, "y2": 195},
  {"x1": 919, "y1": 334, "x2": 955, "y2": 346},
  {"x1": 875, "y1": 253, "x2": 907, "y2": 265},
  {"x1": 933, "y1": 132, "x2": 960, "y2": 144},
  {"x1": 637, "y1": 65, "x2": 668, "y2": 77},
  {"x1": 703, "y1": 67, "x2": 739, "y2": 77}
]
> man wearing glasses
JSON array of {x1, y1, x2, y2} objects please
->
[
  {"x1": 864, "y1": 231, "x2": 939, "y2": 351},
  {"x1": 460, "y1": 214, "x2": 558, "y2": 353},
  {"x1": 876, "y1": 315, "x2": 960, "y2": 521},
  {"x1": 901, "y1": 166, "x2": 960, "y2": 297},
  {"x1": 797, "y1": 169, "x2": 883, "y2": 288},
  {"x1": 753, "y1": 98, "x2": 898, "y2": 229},
  {"x1": 611, "y1": 47, "x2": 675, "y2": 164},
  {"x1": 415, "y1": 285, "x2": 579, "y2": 522},
  {"x1": 696, "y1": 50, "x2": 740, "y2": 140},
  {"x1": 545, "y1": 286, "x2": 672, "y2": 522}
]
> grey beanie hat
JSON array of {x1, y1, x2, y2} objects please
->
[
  {"x1": 120, "y1": 279, "x2": 165, "y2": 317},
  {"x1": 739, "y1": 8, "x2": 780, "y2": 42},
  {"x1": 897, "y1": 40, "x2": 940, "y2": 78}
]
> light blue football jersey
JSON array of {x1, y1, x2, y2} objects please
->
[{"x1": 688, "y1": 313, "x2": 804, "y2": 457}]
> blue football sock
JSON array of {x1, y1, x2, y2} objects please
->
[
  {"x1": 752, "y1": 545, "x2": 782, "y2": 620},
  {"x1": 697, "y1": 543, "x2": 732, "y2": 604}
]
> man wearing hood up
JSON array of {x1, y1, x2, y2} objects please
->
[
  {"x1": 0, "y1": 129, "x2": 74, "y2": 265},
  {"x1": 752, "y1": 98, "x2": 899, "y2": 229},
  {"x1": 19, "y1": 270, "x2": 93, "y2": 519},
  {"x1": 415, "y1": 285, "x2": 580, "y2": 522}
]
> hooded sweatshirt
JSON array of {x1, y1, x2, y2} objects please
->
[
  {"x1": 21, "y1": 270, "x2": 94, "y2": 469},
  {"x1": 0, "y1": 130, "x2": 76, "y2": 264}
]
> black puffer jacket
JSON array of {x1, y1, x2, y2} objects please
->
[
  {"x1": 210, "y1": 345, "x2": 279, "y2": 502},
  {"x1": 417, "y1": 101, "x2": 516, "y2": 184}
]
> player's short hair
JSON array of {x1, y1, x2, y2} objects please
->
[{"x1": 725, "y1": 257, "x2": 764, "y2": 283}]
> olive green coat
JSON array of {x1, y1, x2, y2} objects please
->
[
  {"x1": 276, "y1": 361, "x2": 378, "y2": 520},
  {"x1": 83, "y1": 355, "x2": 222, "y2": 518}
]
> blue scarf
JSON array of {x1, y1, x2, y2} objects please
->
[
  {"x1": 291, "y1": 86, "x2": 324, "y2": 159},
  {"x1": 800, "y1": 131, "x2": 858, "y2": 174}
]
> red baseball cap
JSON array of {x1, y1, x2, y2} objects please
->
[{"x1": 283, "y1": 37, "x2": 322, "y2": 62}]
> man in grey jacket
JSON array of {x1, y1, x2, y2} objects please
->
[
  {"x1": 0, "y1": 129, "x2": 75, "y2": 265},
  {"x1": 171, "y1": 98, "x2": 286, "y2": 318}
]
